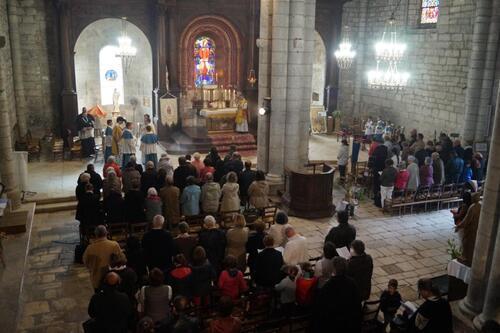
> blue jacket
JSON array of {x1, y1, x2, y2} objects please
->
[{"x1": 180, "y1": 185, "x2": 201, "y2": 216}]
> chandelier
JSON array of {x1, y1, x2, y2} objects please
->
[
  {"x1": 247, "y1": 69, "x2": 257, "y2": 87},
  {"x1": 334, "y1": 27, "x2": 356, "y2": 70},
  {"x1": 367, "y1": 10, "x2": 409, "y2": 90},
  {"x1": 115, "y1": 18, "x2": 137, "y2": 74}
]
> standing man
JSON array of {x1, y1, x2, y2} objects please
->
[
  {"x1": 103, "y1": 119, "x2": 113, "y2": 163},
  {"x1": 112, "y1": 116, "x2": 125, "y2": 165},
  {"x1": 121, "y1": 122, "x2": 136, "y2": 170},
  {"x1": 76, "y1": 107, "x2": 96, "y2": 158}
]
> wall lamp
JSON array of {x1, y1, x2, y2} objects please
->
[{"x1": 259, "y1": 97, "x2": 271, "y2": 116}]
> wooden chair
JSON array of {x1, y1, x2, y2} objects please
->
[
  {"x1": 411, "y1": 186, "x2": 430, "y2": 213},
  {"x1": 261, "y1": 206, "x2": 278, "y2": 228},
  {"x1": 219, "y1": 210, "x2": 240, "y2": 229},
  {"x1": 361, "y1": 299, "x2": 383, "y2": 333},
  {"x1": 24, "y1": 130, "x2": 41, "y2": 161},
  {"x1": 51, "y1": 138, "x2": 64, "y2": 161},
  {"x1": 243, "y1": 209, "x2": 262, "y2": 229},
  {"x1": 107, "y1": 223, "x2": 129, "y2": 246},
  {"x1": 184, "y1": 215, "x2": 205, "y2": 233},
  {"x1": 70, "y1": 137, "x2": 82, "y2": 160},
  {"x1": 386, "y1": 189, "x2": 405, "y2": 215},
  {"x1": 129, "y1": 222, "x2": 149, "y2": 239}
]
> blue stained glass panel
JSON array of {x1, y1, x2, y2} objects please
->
[{"x1": 194, "y1": 36, "x2": 216, "y2": 87}]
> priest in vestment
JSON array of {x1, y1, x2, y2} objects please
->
[
  {"x1": 75, "y1": 107, "x2": 95, "y2": 158},
  {"x1": 235, "y1": 94, "x2": 249, "y2": 133},
  {"x1": 112, "y1": 116, "x2": 125, "y2": 164}
]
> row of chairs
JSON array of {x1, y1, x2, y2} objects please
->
[
  {"x1": 79, "y1": 206, "x2": 279, "y2": 246},
  {"x1": 385, "y1": 182, "x2": 484, "y2": 215}
]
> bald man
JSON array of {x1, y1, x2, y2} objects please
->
[{"x1": 88, "y1": 271, "x2": 133, "y2": 332}]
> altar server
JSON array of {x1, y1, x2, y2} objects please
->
[
  {"x1": 76, "y1": 107, "x2": 96, "y2": 158},
  {"x1": 104, "y1": 119, "x2": 113, "y2": 162},
  {"x1": 121, "y1": 122, "x2": 136, "y2": 169},
  {"x1": 140, "y1": 125, "x2": 159, "y2": 168}
]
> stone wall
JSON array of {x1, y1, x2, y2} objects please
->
[
  {"x1": 339, "y1": 0, "x2": 476, "y2": 139},
  {"x1": 0, "y1": 0, "x2": 17, "y2": 130},
  {"x1": 8, "y1": 0, "x2": 60, "y2": 135}
]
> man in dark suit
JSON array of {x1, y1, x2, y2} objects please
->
[
  {"x1": 239, "y1": 160, "x2": 256, "y2": 206},
  {"x1": 174, "y1": 156, "x2": 197, "y2": 191},
  {"x1": 254, "y1": 235, "x2": 285, "y2": 288},
  {"x1": 325, "y1": 210, "x2": 356, "y2": 249},
  {"x1": 314, "y1": 257, "x2": 362, "y2": 333},
  {"x1": 142, "y1": 215, "x2": 175, "y2": 271},
  {"x1": 347, "y1": 240, "x2": 374, "y2": 301}
]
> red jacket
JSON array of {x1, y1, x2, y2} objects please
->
[
  {"x1": 395, "y1": 170, "x2": 410, "y2": 190},
  {"x1": 218, "y1": 269, "x2": 247, "y2": 300},
  {"x1": 296, "y1": 276, "x2": 318, "y2": 306},
  {"x1": 103, "y1": 162, "x2": 122, "y2": 178}
]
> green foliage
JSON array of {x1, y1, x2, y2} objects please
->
[
  {"x1": 332, "y1": 110, "x2": 342, "y2": 118},
  {"x1": 447, "y1": 239, "x2": 462, "y2": 260}
]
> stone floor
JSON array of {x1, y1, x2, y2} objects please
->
[
  {"x1": 11, "y1": 204, "x2": 457, "y2": 332},
  {"x1": 25, "y1": 133, "x2": 368, "y2": 200}
]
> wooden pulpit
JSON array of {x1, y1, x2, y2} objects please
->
[{"x1": 281, "y1": 163, "x2": 336, "y2": 218}]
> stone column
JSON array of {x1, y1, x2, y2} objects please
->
[
  {"x1": 257, "y1": 0, "x2": 273, "y2": 172},
  {"x1": 157, "y1": 0, "x2": 168, "y2": 95},
  {"x1": 268, "y1": 0, "x2": 290, "y2": 175},
  {"x1": 474, "y1": 2, "x2": 499, "y2": 141},
  {"x1": 284, "y1": 0, "x2": 315, "y2": 170},
  {"x1": 463, "y1": 0, "x2": 493, "y2": 143},
  {"x1": 57, "y1": 0, "x2": 78, "y2": 134},
  {"x1": 167, "y1": 5, "x2": 179, "y2": 94},
  {"x1": 0, "y1": 4, "x2": 21, "y2": 209},
  {"x1": 353, "y1": 0, "x2": 368, "y2": 115},
  {"x1": 7, "y1": 0, "x2": 28, "y2": 139},
  {"x1": 460, "y1": 85, "x2": 500, "y2": 317}
]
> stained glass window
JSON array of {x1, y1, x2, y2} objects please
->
[
  {"x1": 194, "y1": 36, "x2": 216, "y2": 87},
  {"x1": 420, "y1": 0, "x2": 439, "y2": 25}
]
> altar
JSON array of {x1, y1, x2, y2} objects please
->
[{"x1": 200, "y1": 108, "x2": 238, "y2": 132}]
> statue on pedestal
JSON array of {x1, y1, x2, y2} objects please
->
[{"x1": 112, "y1": 88, "x2": 121, "y2": 115}]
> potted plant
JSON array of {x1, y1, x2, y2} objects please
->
[{"x1": 447, "y1": 239, "x2": 462, "y2": 260}]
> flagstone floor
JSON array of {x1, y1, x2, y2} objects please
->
[{"x1": 11, "y1": 204, "x2": 457, "y2": 332}]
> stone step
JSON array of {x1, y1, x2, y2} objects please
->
[
  {"x1": 25, "y1": 196, "x2": 76, "y2": 205},
  {"x1": 35, "y1": 201, "x2": 77, "y2": 214}
]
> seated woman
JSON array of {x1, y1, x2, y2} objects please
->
[
  {"x1": 247, "y1": 170, "x2": 270, "y2": 210},
  {"x1": 144, "y1": 187, "x2": 162, "y2": 223},
  {"x1": 218, "y1": 255, "x2": 248, "y2": 301},
  {"x1": 225, "y1": 214, "x2": 249, "y2": 271},
  {"x1": 268, "y1": 212, "x2": 291, "y2": 247},
  {"x1": 136, "y1": 268, "x2": 172, "y2": 327},
  {"x1": 102, "y1": 169, "x2": 122, "y2": 199},
  {"x1": 191, "y1": 246, "x2": 216, "y2": 306},
  {"x1": 314, "y1": 241, "x2": 338, "y2": 288},
  {"x1": 208, "y1": 296, "x2": 242, "y2": 333}
]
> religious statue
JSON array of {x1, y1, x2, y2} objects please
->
[
  {"x1": 235, "y1": 93, "x2": 249, "y2": 133},
  {"x1": 112, "y1": 88, "x2": 120, "y2": 114}
]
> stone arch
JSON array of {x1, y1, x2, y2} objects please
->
[
  {"x1": 74, "y1": 18, "x2": 153, "y2": 122},
  {"x1": 311, "y1": 30, "x2": 327, "y2": 106},
  {"x1": 179, "y1": 15, "x2": 243, "y2": 90}
]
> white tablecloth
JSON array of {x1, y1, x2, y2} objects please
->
[
  {"x1": 200, "y1": 108, "x2": 238, "y2": 118},
  {"x1": 447, "y1": 259, "x2": 471, "y2": 284}
]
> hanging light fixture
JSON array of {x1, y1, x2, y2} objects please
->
[
  {"x1": 247, "y1": 69, "x2": 257, "y2": 87},
  {"x1": 115, "y1": 17, "x2": 137, "y2": 74},
  {"x1": 367, "y1": 3, "x2": 410, "y2": 90},
  {"x1": 334, "y1": 26, "x2": 356, "y2": 70}
]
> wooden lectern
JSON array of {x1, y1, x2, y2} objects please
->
[{"x1": 281, "y1": 163, "x2": 336, "y2": 218}]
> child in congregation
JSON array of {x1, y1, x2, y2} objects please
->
[
  {"x1": 275, "y1": 265, "x2": 299, "y2": 317},
  {"x1": 380, "y1": 279, "x2": 403, "y2": 330},
  {"x1": 295, "y1": 262, "x2": 318, "y2": 309}
]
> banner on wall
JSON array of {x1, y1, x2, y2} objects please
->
[{"x1": 160, "y1": 94, "x2": 178, "y2": 127}]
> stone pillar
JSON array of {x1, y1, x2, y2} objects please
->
[
  {"x1": 167, "y1": 5, "x2": 179, "y2": 94},
  {"x1": 6, "y1": 0, "x2": 28, "y2": 139},
  {"x1": 268, "y1": 0, "x2": 290, "y2": 175},
  {"x1": 474, "y1": 2, "x2": 499, "y2": 141},
  {"x1": 463, "y1": 0, "x2": 493, "y2": 143},
  {"x1": 284, "y1": 0, "x2": 315, "y2": 170},
  {"x1": 0, "y1": 3, "x2": 21, "y2": 209},
  {"x1": 257, "y1": 0, "x2": 273, "y2": 172},
  {"x1": 353, "y1": 0, "x2": 368, "y2": 115},
  {"x1": 460, "y1": 86, "x2": 500, "y2": 317},
  {"x1": 57, "y1": 0, "x2": 78, "y2": 134}
]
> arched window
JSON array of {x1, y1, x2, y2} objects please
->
[
  {"x1": 420, "y1": 0, "x2": 439, "y2": 25},
  {"x1": 194, "y1": 36, "x2": 216, "y2": 87},
  {"x1": 99, "y1": 45, "x2": 124, "y2": 105}
]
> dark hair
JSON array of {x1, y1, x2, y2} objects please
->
[
  {"x1": 173, "y1": 296, "x2": 189, "y2": 313},
  {"x1": 178, "y1": 156, "x2": 187, "y2": 165},
  {"x1": 178, "y1": 222, "x2": 189, "y2": 234},
  {"x1": 136, "y1": 317, "x2": 154, "y2": 333},
  {"x1": 149, "y1": 268, "x2": 164, "y2": 286},
  {"x1": 217, "y1": 296, "x2": 234, "y2": 317},
  {"x1": 255, "y1": 170, "x2": 266, "y2": 181},
  {"x1": 126, "y1": 122, "x2": 133, "y2": 128},
  {"x1": 117, "y1": 116, "x2": 125, "y2": 123},
  {"x1": 351, "y1": 240, "x2": 365, "y2": 255},
  {"x1": 462, "y1": 191, "x2": 472, "y2": 207},
  {"x1": 186, "y1": 176, "x2": 196, "y2": 186},
  {"x1": 107, "y1": 119, "x2": 113, "y2": 125},
  {"x1": 263, "y1": 235, "x2": 274, "y2": 247},
  {"x1": 332, "y1": 256, "x2": 347, "y2": 276},
  {"x1": 337, "y1": 210, "x2": 349, "y2": 224},
  {"x1": 223, "y1": 255, "x2": 237, "y2": 270},
  {"x1": 341, "y1": 139, "x2": 349, "y2": 146},
  {"x1": 174, "y1": 254, "x2": 188, "y2": 267},
  {"x1": 185, "y1": 154, "x2": 192, "y2": 161},
  {"x1": 418, "y1": 133, "x2": 424, "y2": 140},
  {"x1": 126, "y1": 161, "x2": 135, "y2": 168},
  {"x1": 253, "y1": 221, "x2": 266, "y2": 233},
  {"x1": 388, "y1": 279, "x2": 398, "y2": 288},
  {"x1": 385, "y1": 159, "x2": 394, "y2": 166},
  {"x1": 417, "y1": 278, "x2": 441, "y2": 297},
  {"x1": 192, "y1": 246, "x2": 207, "y2": 266},
  {"x1": 276, "y1": 212, "x2": 288, "y2": 225},
  {"x1": 203, "y1": 158, "x2": 212, "y2": 167},
  {"x1": 86, "y1": 163, "x2": 95, "y2": 172},
  {"x1": 323, "y1": 241, "x2": 337, "y2": 259}
]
